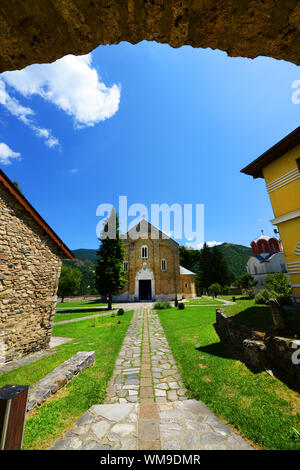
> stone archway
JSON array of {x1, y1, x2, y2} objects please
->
[
  {"x1": 0, "y1": 1, "x2": 300, "y2": 72},
  {"x1": 135, "y1": 266, "x2": 155, "y2": 301}
]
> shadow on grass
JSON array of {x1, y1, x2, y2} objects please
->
[
  {"x1": 229, "y1": 306, "x2": 272, "y2": 332},
  {"x1": 196, "y1": 342, "x2": 263, "y2": 375},
  {"x1": 196, "y1": 342, "x2": 234, "y2": 359},
  {"x1": 229, "y1": 306, "x2": 300, "y2": 338},
  {"x1": 84, "y1": 300, "x2": 105, "y2": 305},
  {"x1": 55, "y1": 308, "x2": 114, "y2": 314}
]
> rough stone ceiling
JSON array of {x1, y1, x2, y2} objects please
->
[{"x1": 0, "y1": 0, "x2": 300, "y2": 72}]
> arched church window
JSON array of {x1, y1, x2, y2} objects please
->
[
  {"x1": 161, "y1": 259, "x2": 167, "y2": 271},
  {"x1": 269, "y1": 238, "x2": 280, "y2": 252},
  {"x1": 141, "y1": 245, "x2": 148, "y2": 259},
  {"x1": 257, "y1": 239, "x2": 269, "y2": 253}
]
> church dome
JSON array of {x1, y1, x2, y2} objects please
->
[
  {"x1": 250, "y1": 233, "x2": 282, "y2": 256},
  {"x1": 253, "y1": 234, "x2": 271, "y2": 243}
]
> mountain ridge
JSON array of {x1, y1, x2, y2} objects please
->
[{"x1": 68, "y1": 242, "x2": 252, "y2": 279}]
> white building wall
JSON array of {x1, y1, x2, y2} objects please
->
[{"x1": 247, "y1": 253, "x2": 290, "y2": 294}]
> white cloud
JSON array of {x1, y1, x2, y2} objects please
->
[
  {"x1": 70, "y1": 168, "x2": 78, "y2": 174},
  {"x1": 0, "y1": 142, "x2": 21, "y2": 165},
  {"x1": 186, "y1": 241, "x2": 224, "y2": 250},
  {"x1": 1, "y1": 54, "x2": 121, "y2": 128},
  {"x1": 0, "y1": 79, "x2": 59, "y2": 148}
]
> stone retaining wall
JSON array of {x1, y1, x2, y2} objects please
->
[
  {"x1": 214, "y1": 311, "x2": 300, "y2": 391},
  {"x1": 27, "y1": 351, "x2": 95, "y2": 411}
]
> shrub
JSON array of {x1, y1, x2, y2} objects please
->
[
  {"x1": 222, "y1": 286, "x2": 230, "y2": 295},
  {"x1": 254, "y1": 274, "x2": 293, "y2": 306},
  {"x1": 265, "y1": 273, "x2": 293, "y2": 305},
  {"x1": 154, "y1": 301, "x2": 171, "y2": 310},
  {"x1": 244, "y1": 288, "x2": 255, "y2": 300},
  {"x1": 178, "y1": 302, "x2": 185, "y2": 310},
  {"x1": 117, "y1": 308, "x2": 124, "y2": 315},
  {"x1": 255, "y1": 289, "x2": 270, "y2": 305},
  {"x1": 271, "y1": 292, "x2": 293, "y2": 306}
]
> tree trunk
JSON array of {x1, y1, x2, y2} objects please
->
[{"x1": 108, "y1": 294, "x2": 112, "y2": 310}]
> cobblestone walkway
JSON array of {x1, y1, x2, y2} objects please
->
[{"x1": 51, "y1": 306, "x2": 253, "y2": 450}]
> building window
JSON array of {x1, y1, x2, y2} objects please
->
[
  {"x1": 141, "y1": 245, "x2": 148, "y2": 259},
  {"x1": 161, "y1": 259, "x2": 167, "y2": 271},
  {"x1": 185, "y1": 282, "x2": 188, "y2": 289},
  {"x1": 123, "y1": 261, "x2": 128, "y2": 273}
]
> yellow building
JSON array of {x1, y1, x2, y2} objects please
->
[{"x1": 241, "y1": 127, "x2": 300, "y2": 304}]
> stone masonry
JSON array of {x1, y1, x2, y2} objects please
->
[
  {"x1": 115, "y1": 220, "x2": 195, "y2": 302},
  {"x1": 214, "y1": 309, "x2": 300, "y2": 391},
  {"x1": 0, "y1": 175, "x2": 72, "y2": 366},
  {"x1": 27, "y1": 351, "x2": 95, "y2": 412},
  {"x1": 1, "y1": 1, "x2": 300, "y2": 73}
]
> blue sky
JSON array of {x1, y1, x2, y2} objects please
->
[{"x1": 0, "y1": 41, "x2": 299, "y2": 251}]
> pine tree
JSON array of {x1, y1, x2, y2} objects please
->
[
  {"x1": 95, "y1": 209, "x2": 127, "y2": 310},
  {"x1": 197, "y1": 242, "x2": 213, "y2": 292},
  {"x1": 210, "y1": 245, "x2": 231, "y2": 287},
  {"x1": 196, "y1": 243, "x2": 232, "y2": 293}
]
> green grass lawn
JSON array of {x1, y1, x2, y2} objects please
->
[
  {"x1": 54, "y1": 310, "x2": 112, "y2": 323},
  {"x1": 185, "y1": 296, "x2": 225, "y2": 306},
  {"x1": 217, "y1": 295, "x2": 244, "y2": 301},
  {"x1": 158, "y1": 306, "x2": 300, "y2": 450},
  {"x1": 223, "y1": 299, "x2": 300, "y2": 339},
  {"x1": 56, "y1": 300, "x2": 107, "y2": 309},
  {"x1": 0, "y1": 311, "x2": 133, "y2": 450}
]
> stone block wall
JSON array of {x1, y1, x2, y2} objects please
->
[
  {"x1": 0, "y1": 184, "x2": 63, "y2": 365},
  {"x1": 27, "y1": 351, "x2": 95, "y2": 411},
  {"x1": 214, "y1": 310, "x2": 300, "y2": 391}
]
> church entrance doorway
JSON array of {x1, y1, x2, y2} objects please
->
[{"x1": 139, "y1": 280, "x2": 152, "y2": 301}]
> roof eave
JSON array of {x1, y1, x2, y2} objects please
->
[{"x1": 240, "y1": 126, "x2": 300, "y2": 178}]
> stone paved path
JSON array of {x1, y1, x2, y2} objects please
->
[{"x1": 51, "y1": 305, "x2": 253, "y2": 450}]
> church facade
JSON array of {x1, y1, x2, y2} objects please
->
[{"x1": 113, "y1": 220, "x2": 196, "y2": 302}]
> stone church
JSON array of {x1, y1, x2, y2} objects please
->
[{"x1": 113, "y1": 220, "x2": 196, "y2": 302}]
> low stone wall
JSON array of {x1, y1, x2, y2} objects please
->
[
  {"x1": 27, "y1": 351, "x2": 95, "y2": 411},
  {"x1": 214, "y1": 311, "x2": 300, "y2": 391}
]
